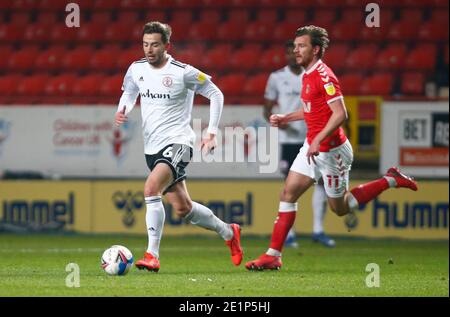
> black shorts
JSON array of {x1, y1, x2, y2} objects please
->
[
  {"x1": 280, "y1": 143, "x2": 303, "y2": 177},
  {"x1": 145, "y1": 144, "x2": 193, "y2": 193}
]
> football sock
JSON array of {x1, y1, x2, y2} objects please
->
[
  {"x1": 312, "y1": 184, "x2": 327, "y2": 234},
  {"x1": 266, "y1": 202, "x2": 297, "y2": 255},
  {"x1": 145, "y1": 196, "x2": 165, "y2": 259},
  {"x1": 349, "y1": 176, "x2": 394, "y2": 207},
  {"x1": 185, "y1": 201, "x2": 233, "y2": 241}
]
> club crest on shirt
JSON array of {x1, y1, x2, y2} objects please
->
[
  {"x1": 162, "y1": 76, "x2": 173, "y2": 87},
  {"x1": 324, "y1": 82, "x2": 336, "y2": 96}
]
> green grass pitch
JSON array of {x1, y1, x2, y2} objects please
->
[{"x1": 0, "y1": 234, "x2": 447, "y2": 297}]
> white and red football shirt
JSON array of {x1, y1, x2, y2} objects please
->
[{"x1": 301, "y1": 59, "x2": 347, "y2": 152}]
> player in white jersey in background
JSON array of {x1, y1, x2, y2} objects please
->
[
  {"x1": 114, "y1": 21, "x2": 243, "y2": 272},
  {"x1": 264, "y1": 40, "x2": 335, "y2": 248}
]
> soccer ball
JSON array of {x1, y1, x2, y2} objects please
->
[{"x1": 101, "y1": 245, "x2": 134, "y2": 276}]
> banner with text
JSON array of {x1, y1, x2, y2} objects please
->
[{"x1": 1, "y1": 180, "x2": 447, "y2": 239}]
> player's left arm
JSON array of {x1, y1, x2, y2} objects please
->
[{"x1": 185, "y1": 66, "x2": 224, "y2": 154}]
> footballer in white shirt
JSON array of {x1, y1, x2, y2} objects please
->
[{"x1": 114, "y1": 21, "x2": 243, "y2": 272}]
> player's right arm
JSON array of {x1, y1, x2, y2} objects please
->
[
  {"x1": 269, "y1": 107, "x2": 304, "y2": 127},
  {"x1": 115, "y1": 65, "x2": 139, "y2": 127}
]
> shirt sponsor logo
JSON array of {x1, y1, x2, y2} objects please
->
[{"x1": 140, "y1": 90, "x2": 171, "y2": 99}]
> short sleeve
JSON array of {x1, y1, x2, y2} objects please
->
[
  {"x1": 321, "y1": 74, "x2": 343, "y2": 105},
  {"x1": 264, "y1": 73, "x2": 278, "y2": 101}
]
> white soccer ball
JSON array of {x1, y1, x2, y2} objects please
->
[{"x1": 101, "y1": 245, "x2": 134, "y2": 276}]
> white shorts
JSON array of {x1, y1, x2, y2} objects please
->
[{"x1": 290, "y1": 139, "x2": 354, "y2": 198}]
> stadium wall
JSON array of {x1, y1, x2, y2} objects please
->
[{"x1": 0, "y1": 180, "x2": 448, "y2": 239}]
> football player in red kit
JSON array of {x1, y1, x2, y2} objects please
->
[{"x1": 246, "y1": 25, "x2": 418, "y2": 271}]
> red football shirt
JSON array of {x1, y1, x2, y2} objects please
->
[{"x1": 301, "y1": 59, "x2": 347, "y2": 151}]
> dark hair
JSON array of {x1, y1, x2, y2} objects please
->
[
  {"x1": 295, "y1": 25, "x2": 329, "y2": 58},
  {"x1": 142, "y1": 21, "x2": 172, "y2": 44}
]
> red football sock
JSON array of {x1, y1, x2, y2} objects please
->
[
  {"x1": 269, "y1": 211, "x2": 296, "y2": 252},
  {"x1": 350, "y1": 178, "x2": 389, "y2": 206}
]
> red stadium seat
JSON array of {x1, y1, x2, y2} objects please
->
[
  {"x1": 167, "y1": 21, "x2": 192, "y2": 41},
  {"x1": 201, "y1": 45, "x2": 232, "y2": 71},
  {"x1": 116, "y1": 11, "x2": 142, "y2": 23},
  {"x1": 174, "y1": 48, "x2": 198, "y2": 65},
  {"x1": 259, "y1": 47, "x2": 285, "y2": 71},
  {"x1": 36, "y1": 12, "x2": 59, "y2": 25},
  {"x1": 104, "y1": 22, "x2": 134, "y2": 42},
  {"x1": 50, "y1": 24, "x2": 79, "y2": 43},
  {"x1": 0, "y1": 74, "x2": 23, "y2": 97},
  {"x1": 61, "y1": 46, "x2": 95, "y2": 71},
  {"x1": 217, "y1": 21, "x2": 244, "y2": 41},
  {"x1": 199, "y1": 9, "x2": 222, "y2": 23},
  {"x1": 387, "y1": 21, "x2": 420, "y2": 41},
  {"x1": 7, "y1": 48, "x2": 40, "y2": 72},
  {"x1": 226, "y1": 9, "x2": 250, "y2": 22},
  {"x1": 283, "y1": 11, "x2": 308, "y2": 24},
  {"x1": 229, "y1": 47, "x2": 261, "y2": 70},
  {"x1": 119, "y1": 0, "x2": 147, "y2": 9},
  {"x1": 271, "y1": 22, "x2": 299, "y2": 42},
  {"x1": 77, "y1": 23, "x2": 104, "y2": 43},
  {"x1": 9, "y1": 12, "x2": 32, "y2": 26},
  {"x1": 16, "y1": 74, "x2": 50, "y2": 96},
  {"x1": 0, "y1": 47, "x2": 12, "y2": 70},
  {"x1": 35, "y1": 47, "x2": 67, "y2": 72},
  {"x1": 90, "y1": 48, "x2": 120, "y2": 71},
  {"x1": 430, "y1": 9, "x2": 449, "y2": 24},
  {"x1": 339, "y1": 73, "x2": 364, "y2": 95},
  {"x1": 360, "y1": 73, "x2": 393, "y2": 95},
  {"x1": 244, "y1": 21, "x2": 275, "y2": 42},
  {"x1": 188, "y1": 22, "x2": 218, "y2": 41},
  {"x1": 23, "y1": 24, "x2": 52, "y2": 43},
  {"x1": 44, "y1": 74, "x2": 78, "y2": 96},
  {"x1": 0, "y1": 25, "x2": 25, "y2": 43},
  {"x1": 145, "y1": 0, "x2": 174, "y2": 9},
  {"x1": 89, "y1": 11, "x2": 114, "y2": 23},
  {"x1": 359, "y1": 23, "x2": 389, "y2": 42},
  {"x1": 93, "y1": 0, "x2": 122, "y2": 10},
  {"x1": 340, "y1": 9, "x2": 364, "y2": 23},
  {"x1": 259, "y1": 0, "x2": 288, "y2": 7},
  {"x1": 39, "y1": 0, "x2": 71, "y2": 10},
  {"x1": 399, "y1": 9, "x2": 424, "y2": 23},
  {"x1": 255, "y1": 9, "x2": 279, "y2": 23},
  {"x1": 72, "y1": 74, "x2": 107, "y2": 96},
  {"x1": 172, "y1": 0, "x2": 203, "y2": 8},
  {"x1": 228, "y1": 0, "x2": 259, "y2": 7},
  {"x1": 170, "y1": 10, "x2": 194, "y2": 23},
  {"x1": 143, "y1": 10, "x2": 167, "y2": 22},
  {"x1": 418, "y1": 22, "x2": 449, "y2": 42},
  {"x1": 331, "y1": 22, "x2": 360, "y2": 41},
  {"x1": 310, "y1": 10, "x2": 336, "y2": 28},
  {"x1": 323, "y1": 43, "x2": 350, "y2": 71},
  {"x1": 375, "y1": 44, "x2": 407, "y2": 70},
  {"x1": 200, "y1": 0, "x2": 230, "y2": 9},
  {"x1": 99, "y1": 74, "x2": 124, "y2": 96},
  {"x1": 117, "y1": 49, "x2": 144, "y2": 71},
  {"x1": 345, "y1": 44, "x2": 379, "y2": 70},
  {"x1": 404, "y1": 44, "x2": 437, "y2": 70},
  {"x1": 216, "y1": 73, "x2": 246, "y2": 96},
  {"x1": 11, "y1": 0, "x2": 38, "y2": 10},
  {"x1": 242, "y1": 73, "x2": 269, "y2": 96},
  {"x1": 401, "y1": 72, "x2": 425, "y2": 95},
  {"x1": 0, "y1": 0, "x2": 13, "y2": 10}
]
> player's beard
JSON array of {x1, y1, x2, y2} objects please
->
[{"x1": 147, "y1": 52, "x2": 164, "y2": 67}]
